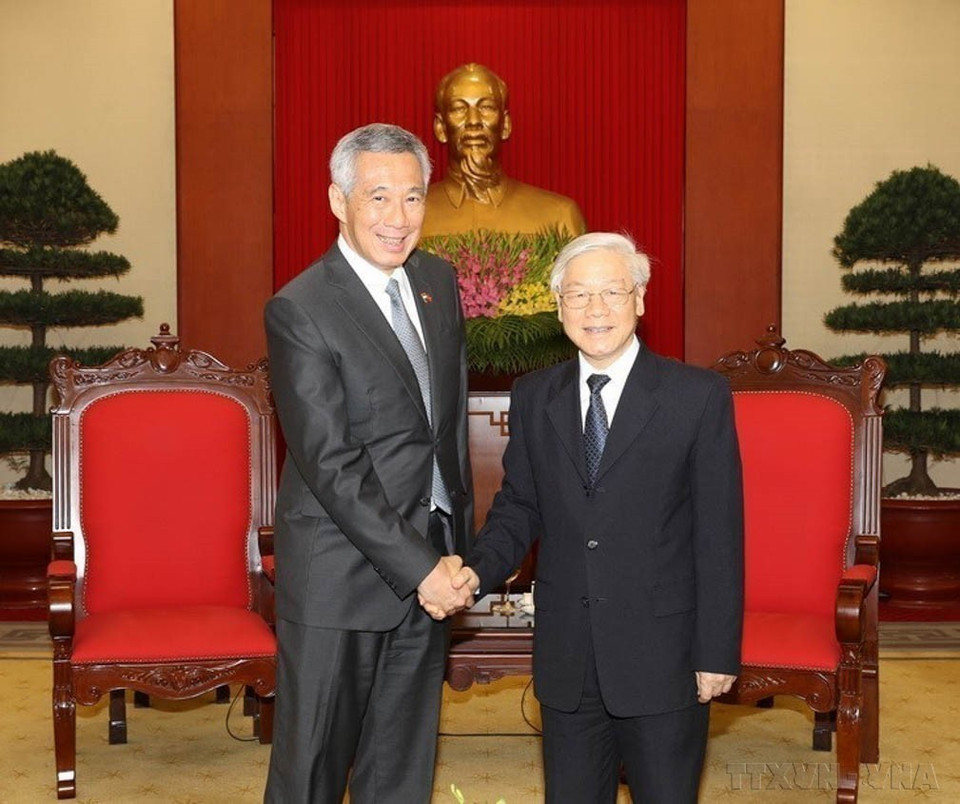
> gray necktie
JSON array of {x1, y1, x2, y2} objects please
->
[
  {"x1": 585, "y1": 374, "x2": 611, "y2": 485},
  {"x1": 385, "y1": 278, "x2": 452, "y2": 514}
]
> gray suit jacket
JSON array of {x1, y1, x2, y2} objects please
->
[
  {"x1": 468, "y1": 344, "x2": 743, "y2": 716},
  {"x1": 265, "y1": 244, "x2": 473, "y2": 631}
]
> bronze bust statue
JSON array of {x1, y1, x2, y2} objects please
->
[{"x1": 423, "y1": 63, "x2": 587, "y2": 238}]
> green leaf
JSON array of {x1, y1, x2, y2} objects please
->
[
  {"x1": 0, "y1": 246, "x2": 130, "y2": 280},
  {"x1": 840, "y1": 267, "x2": 960, "y2": 295},
  {"x1": 823, "y1": 299, "x2": 960, "y2": 335},
  {"x1": 0, "y1": 345, "x2": 126, "y2": 384},
  {"x1": 884, "y1": 408, "x2": 960, "y2": 457},
  {"x1": 0, "y1": 150, "x2": 119, "y2": 247},
  {"x1": 0, "y1": 289, "x2": 143, "y2": 327},
  {"x1": 832, "y1": 164, "x2": 960, "y2": 269},
  {"x1": 0, "y1": 412, "x2": 51, "y2": 453}
]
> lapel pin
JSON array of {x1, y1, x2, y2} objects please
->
[{"x1": 420, "y1": 292, "x2": 433, "y2": 304}]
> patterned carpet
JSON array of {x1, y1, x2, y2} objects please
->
[{"x1": 2, "y1": 622, "x2": 958, "y2": 802}]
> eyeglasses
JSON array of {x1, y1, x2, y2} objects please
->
[{"x1": 558, "y1": 286, "x2": 637, "y2": 310}]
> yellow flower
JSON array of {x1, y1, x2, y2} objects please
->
[{"x1": 497, "y1": 279, "x2": 555, "y2": 316}]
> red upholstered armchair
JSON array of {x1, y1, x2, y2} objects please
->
[
  {"x1": 713, "y1": 329, "x2": 885, "y2": 804},
  {"x1": 46, "y1": 326, "x2": 277, "y2": 800}
]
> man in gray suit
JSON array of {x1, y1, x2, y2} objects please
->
[
  {"x1": 454, "y1": 232, "x2": 744, "y2": 803},
  {"x1": 263, "y1": 124, "x2": 475, "y2": 803}
]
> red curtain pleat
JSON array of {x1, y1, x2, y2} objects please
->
[{"x1": 273, "y1": 0, "x2": 686, "y2": 358}]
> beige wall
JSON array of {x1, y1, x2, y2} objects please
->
[
  {"x1": 783, "y1": 0, "x2": 960, "y2": 489},
  {"x1": 0, "y1": 0, "x2": 176, "y2": 483}
]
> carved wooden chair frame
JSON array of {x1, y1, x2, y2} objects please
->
[
  {"x1": 713, "y1": 328, "x2": 884, "y2": 804},
  {"x1": 47, "y1": 325, "x2": 277, "y2": 799}
]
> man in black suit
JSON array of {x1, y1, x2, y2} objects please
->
[
  {"x1": 454, "y1": 232, "x2": 744, "y2": 803},
  {"x1": 263, "y1": 124, "x2": 474, "y2": 803}
]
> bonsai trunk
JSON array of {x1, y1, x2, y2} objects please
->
[
  {"x1": 883, "y1": 449, "x2": 939, "y2": 497},
  {"x1": 883, "y1": 320, "x2": 941, "y2": 498},
  {"x1": 13, "y1": 373, "x2": 52, "y2": 492},
  {"x1": 15, "y1": 448, "x2": 51, "y2": 492}
]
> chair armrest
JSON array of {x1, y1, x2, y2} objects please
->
[
  {"x1": 258, "y1": 525, "x2": 274, "y2": 558},
  {"x1": 261, "y1": 555, "x2": 276, "y2": 584},
  {"x1": 47, "y1": 560, "x2": 77, "y2": 639},
  {"x1": 853, "y1": 533, "x2": 879, "y2": 567},
  {"x1": 51, "y1": 530, "x2": 75, "y2": 562},
  {"x1": 835, "y1": 563, "x2": 877, "y2": 644}
]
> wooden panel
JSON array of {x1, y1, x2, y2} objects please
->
[
  {"x1": 174, "y1": 0, "x2": 274, "y2": 367},
  {"x1": 467, "y1": 392, "x2": 537, "y2": 589},
  {"x1": 684, "y1": 0, "x2": 784, "y2": 366}
]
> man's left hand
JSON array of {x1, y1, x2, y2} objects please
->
[{"x1": 695, "y1": 671, "x2": 737, "y2": 703}]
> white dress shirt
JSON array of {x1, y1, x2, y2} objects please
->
[
  {"x1": 338, "y1": 234, "x2": 426, "y2": 347},
  {"x1": 577, "y1": 336, "x2": 640, "y2": 430}
]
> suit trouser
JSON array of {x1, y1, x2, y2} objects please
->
[
  {"x1": 264, "y1": 517, "x2": 451, "y2": 804},
  {"x1": 540, "y1": 636, "x2": 709, "y2": 804}
]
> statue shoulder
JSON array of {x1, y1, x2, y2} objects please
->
[{"x1": 503, "y1": 179, "x2": 586, "y2": 234}]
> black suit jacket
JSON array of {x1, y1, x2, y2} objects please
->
[
  {"x1": 265, "y1": 244, "x2": 473, "y2": 632},
  {"x1": 468, "y1": 343, "x2": 743, "y2": 716}
]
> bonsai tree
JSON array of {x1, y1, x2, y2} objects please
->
[
  {"x1": 825, "y1": 164, "x2": 960, "y2": 497},
  {"x1": 0, "y1": 150, "x2": 143, "y2": 491}
]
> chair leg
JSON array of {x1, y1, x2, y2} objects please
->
[
  {"x1": 861, "y1": 662, "x2": 879, "y2": 763},
  {"x1": 133, "y1": 691, "x2": 150, "y2": 708},
  {"x1": 813, "y1": 709, "x2": 835, "y2": 752},
  {"x1": 215, "y1": 684, "x2": 231, "y2": 704},
  {"x1": 52, "y1": 660, "x2": 77, "y2": 799},
  {"x1": 108, "y1": 690, "x2": 128, "y2": 745},
  {"x1": 243, "y1": 685, "x2": 256, "y2": 717},
  {"x1": 834, "y1": 689, "x2": 862, "y2": 803},
  {"x1": 258, "y1": 695, "x2": 274, "y2": 745}
]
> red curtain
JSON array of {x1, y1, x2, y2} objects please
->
[{"x1": 274, "y1": 0, "x2": 686, "y2": 358}]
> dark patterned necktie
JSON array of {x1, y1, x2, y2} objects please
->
[
  {"x1": 385, "y1": 278, "x2": 452, "y2": 514},
  {"x1": 584, "y1": 373, "x2": 611, "y2": 485}
]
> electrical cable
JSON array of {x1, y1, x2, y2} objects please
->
[
  {"x1": 438, "y1": 676, "x2": 543, "y2": 737},
  {"x1": 225, "y1": 685, "x2": 261, "y2": 742}
]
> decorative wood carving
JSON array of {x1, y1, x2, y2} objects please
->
[
  {"x1": 727, "y1": 668, "x2": 836, "y2": 711},
  {"x1": 50, "y1": 323, "x2": 273, "y2": 416},
  {"x1": 447, "y1": 628, "x2": 533, "y2": 692},
  {"x1": 464, "y1": 393, "x2": 537, "y2": 588},
  {"x1": 72, "y1": 659, "x2": 276, "y2": 704}
]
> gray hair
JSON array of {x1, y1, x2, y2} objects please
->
[
  {"x1": 549, "y1": 232, "x2": 652, "y2": 292},
  {"x1": 329, "y1": 123, "x2": 431, "y2": 196}
]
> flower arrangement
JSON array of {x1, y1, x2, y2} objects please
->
[{"x1": 420, "y1": 226, "x2": 576, "y2": 374}]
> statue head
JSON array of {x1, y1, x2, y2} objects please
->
[{"x1": 433, "y1": 63, "x2": 513, "y2": 190}]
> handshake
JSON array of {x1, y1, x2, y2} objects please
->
[{"x1": 417, "y1": 556, "x2": 481, "y2": 621}]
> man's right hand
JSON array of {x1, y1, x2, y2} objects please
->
[
  {"x1": 417, "y1": 556, "x2": 474, "y2": 620},
  {"x1": 451, "y1": 565, "x2": 480, "y2": 597}
]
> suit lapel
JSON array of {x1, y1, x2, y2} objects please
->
[
  {"x1": 322, "y1": 245, "x2": 429, "y2": 424},
  {"x1": 545, "y1": 361, "x2": 589, "y2": 486},
  {"x1": 595, "y1": 345, "x2": 661, "y2": 482}
]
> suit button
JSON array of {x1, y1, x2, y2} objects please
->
[
  {"x1": 419, "y1": 497, "x2": 430, "y2": 506},
  {"x1": 586, "y1": 539, "x2": 599, "y2": 550}
]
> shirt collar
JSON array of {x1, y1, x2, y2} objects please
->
[
  {"x1": 577, "y1": 336, "x2": 640, "y2": 388},
  {"x1": 440, "y1": 177, "x2": 508, "y2": 209},
  {"x1": 338, "y1": 233, "x2": 410, "y2": 296}
]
